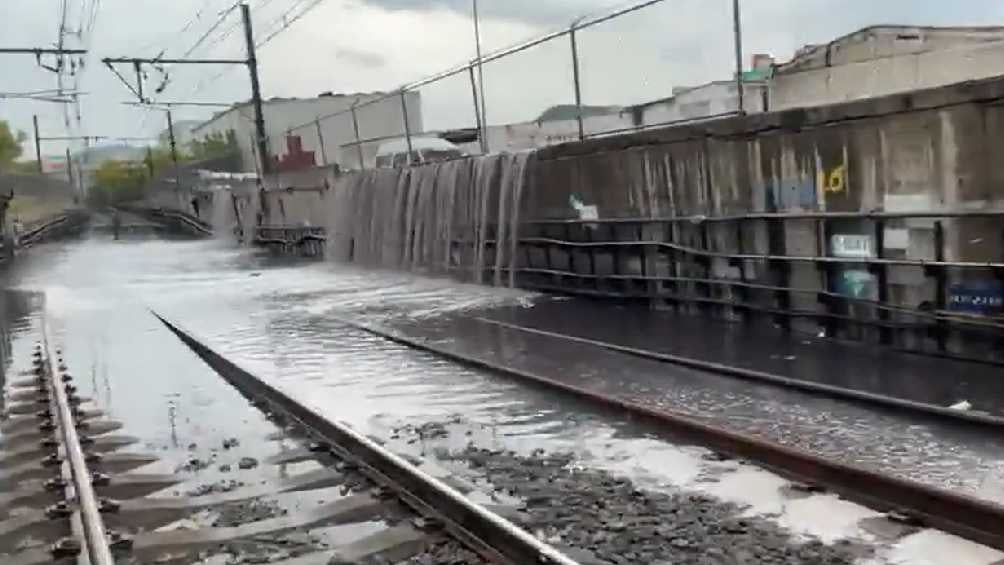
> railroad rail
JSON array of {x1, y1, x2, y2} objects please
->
[
  {"x1": 316, "y1": 314, "x2": 1004, "y2": 553},
  {"x1": 470, "y1": 316, "x2": 1004, "y2": 429},
  {"x1": 3, "y1": 318, "x2": 579, "y2": 564},
  {"x1": 1, "y1": 340, "x2": 118, "y2": 564},
  {"x1": 154, "y1": 312, "x2": 579, "y2": 565}
]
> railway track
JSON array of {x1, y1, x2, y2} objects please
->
[
  {"x1": 5, "y1": 311, "x2": 1001, "y2": 563},
  {"x1": 288, "y1": 313, "x2": 1004, "y2": 554},
  {"x1": 1, "y1": 324, "x2": 578, "y2": 564}
]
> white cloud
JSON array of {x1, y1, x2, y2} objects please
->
[{"x1": 2, "y1": 0, "x2": 1004, "y2": 156}]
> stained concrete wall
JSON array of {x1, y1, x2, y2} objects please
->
[
  {"x1": 242, "y1": 73, "x2": 1004, "y2": 360},
  {"x1": 531, "y1": 74, "x2": 1004, "y2": 358}
]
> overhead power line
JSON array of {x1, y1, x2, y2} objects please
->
[
  {"x1": 180, "y1": 1, "x2": 243, "y2": 59},
  {"x1": 255, "y1": 0, "x2": 326, "y2": 49}
]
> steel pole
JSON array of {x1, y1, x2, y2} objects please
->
[
  {"x1": 468, "y1": 65, "x2": 485, "y2": 154},
  {"x1": 732, "y1": 0, "x2": 745, "y2": 114},
  {"x1": 242, "y1": 3, "x2": 271, "y2": 175},
  {"x1": 400, "y1": 91, "x2": 414, "y2": 163},
  {"x1": 64, "y1": 147, "x2": 73, "y2": 187},
  {"x1": 472, "y1": 0, "x2": 489, "y2": 153},
  {"x1": 570, "y1": 28, "x2": 585, "y2": 141},
  {"x1": 32, "y1": 115, "x2": 42, "y2": 173},
  {"x1": 350, "y1": 105, "x2": 365, "y2": 170},
  {"x1": 314, "y1": 119, "x2": 328, "y2": 165},
  {"x1": 133, "y1": 60, "x2": 145, "y2": 102},
  {"x1": 167, "y1": 109, "x2": 182, "y2": 194}
]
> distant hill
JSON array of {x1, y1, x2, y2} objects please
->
[{"x1": 536, "y1": 104, "x2": 623, "y2": 122}]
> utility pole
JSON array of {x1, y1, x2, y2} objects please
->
[
  {"x1": 241, "y1": 3, "x2": 271, "y2": 175},
  {"x1": 103, "y1": 3, "x2": 271, "y2": 175},
  {"x1": 33, "y1": 116, "x2": 43, "y2": 174},
  {"x1": 64, "y1": 147, "x2": 74, "y2": 188},
  {"x1": 166, "y1": 109, "x2": 182, "y2": 193},
  {"x1": 1, "y1": 47, "x2": 89, "y2": 186}
]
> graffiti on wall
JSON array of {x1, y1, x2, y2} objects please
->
[
  {"x1": 761, "y1": 150, "x2": 847, "y2": 211},
  {"x1": 765, "y1": 177, "x2": 816, "y2": 211},
  {"x1": 818, "y1": 164, "x2": 846, "y2": 195}
]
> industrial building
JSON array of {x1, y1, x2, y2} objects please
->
[
  {"x1": 190, "y1": 91, "x2": 422, "y2": 173},
  {"x1": 770, "y1": 25, "x2": 1004, "y2": 109}
]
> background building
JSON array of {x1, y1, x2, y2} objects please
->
[
  {"x1": 770, "y1": 25, "x2": 1004, "y2": 109},
  {"x1": 159, "y1": 120, "x2": 203, "y2": 150},
  {"x1": 191, "y1": 91, "x2": 422, "y2": 172}
]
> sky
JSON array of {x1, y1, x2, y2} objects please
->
[{"x1": 2, "y1": 0, "x2": 1004, "y2": 159}]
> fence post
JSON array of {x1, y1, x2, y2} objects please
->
[
  {"x1": 472, "y1": 0, "x2": 488, "y2": 151},
  {"x1": 351, "y1": 103, "x2": 365, "y2": 170},
  {"x1": 732, "y1": 0, "x2": 745, "y2": 114},
  {"x1": 469, "y1": 64, "x2": 486, "y2": 154},
  {"x1": 570, "y1": 26, "x2": 585, "y2": 141},
  {"x1": 314, "y1": 119, "x2": 328, "y2": 165},
  {"x1": 399, "y1": 90, "x2": 414, "y2": 163}
]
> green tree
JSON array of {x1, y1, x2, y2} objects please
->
[
  {"x1": 11, "y1": 160, "x2": 40, "y2": 174},
  {"x1": 143, "y1": 146, "x2": 177, "y2": 177},
  {"x1": 89, "y1": 160, "x2": 149, "y2": 206},
  {"x1": 189, "y1": 129, "x2": 237, "y2": 160},
  {"x1": 0, "y1": 120, "x2": 27, "y2": 171}
]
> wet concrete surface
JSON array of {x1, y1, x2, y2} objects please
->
[
  {"x1": 476, "y1": 299, "x2": 1004, "y2": 416},
  {"x1": 0, "y1": 235, "x2": 1002, "y2": 564}
]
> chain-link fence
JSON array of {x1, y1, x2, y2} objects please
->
[{"x1": 263, "y1": 0, "x2": 745, "y2": 172}]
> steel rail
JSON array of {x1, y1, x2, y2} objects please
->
[
  {"x1": 153, "y1": 313, "x2": 580, "y2": 565},
  {"x1": 310, "y1": 315, "x2": 1004, "y2": 552},
  {"x1": 471, "y1": 316, "x2": 1004, "y2": 429},
  {"x1": 41, "y1": 335, "x2": 115, "y2": 564}
]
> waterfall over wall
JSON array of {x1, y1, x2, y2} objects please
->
[
  {"x1": 322, "y1": 152, "x2": 532, "y2": 286},
  {"x1": 209, "y1": 189, "x2": 237, "y2": 240}
]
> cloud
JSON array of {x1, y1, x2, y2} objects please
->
[
  {"x1": 4, "y1": 0, "x2": 1004, "y2": 160},
  {"x1": 335, "y1": 47, "x2": 387, "y2": 68},
  {"x1": 350, "y1": 0, "x2": 619, "y2": 27}
]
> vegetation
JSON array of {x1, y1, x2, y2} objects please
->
[
  {"x1": 10, "y1": 160, "x2": 41, "y2": 174},
  {"x1": 0, "y1": 120, "x2": 27, "y2": 171},
  {"x1": 188, "y1": 129, "x2": 238, "y2": 161},
  {"x1": 88, "y1": 160, "x2": 150, "y2": 206},
  {"x1": 73, "y1": 128, "x2": 237, "y2": 207}
]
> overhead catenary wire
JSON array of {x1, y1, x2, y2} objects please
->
[
  {"x1": 254, "y1": 0, "x2": 325, "y2": 49},
  {"x1": 183, "y1": 0, "x2": 326, "y2": 99}
]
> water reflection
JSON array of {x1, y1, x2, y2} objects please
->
[
  {"x1": 0, "y1": 290, "x2": 43, "y2": 406},
  {"x1": 2, "y1": 235, "x2": 1002, "y2": 506}
]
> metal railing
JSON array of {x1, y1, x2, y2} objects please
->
[
  {"x1": 444, "y1": 209, "x2": 1004, "y2": 361},
  {"x1": 265, "y1": 0, "x2": 746, "y2": 170}
]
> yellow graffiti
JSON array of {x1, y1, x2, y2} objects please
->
[{"x1": 818, "y1": 164, "x2": 846, "y2": 194}]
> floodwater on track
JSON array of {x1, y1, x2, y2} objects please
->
[{"x1": 1, "y1": 234, "x2": 1003, "y2": 564}]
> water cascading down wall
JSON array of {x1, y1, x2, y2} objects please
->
[{"x1": 258, "y1": 74, "x2": 1004, "y2": 362}]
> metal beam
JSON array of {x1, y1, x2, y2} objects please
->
[
  {"x1": 0, "y1": 47, "x2": 87, "y2": 55},
  {"x1": 121, "y1": 101, "x2": 235, "y2": 108},
  {"x1": 101, "y1": 56, "x2": 246, "y2": 65}
]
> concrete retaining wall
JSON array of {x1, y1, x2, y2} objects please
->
[{"x1": 243, "y1": 74, "x2": 1004, "y2": 361}]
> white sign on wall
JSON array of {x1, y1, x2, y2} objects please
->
[{"x1": 831, "y1": 234, "x2": 874, "y2": 258}]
